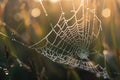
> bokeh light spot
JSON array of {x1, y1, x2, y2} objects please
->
[
  {"x1": 31, "y1": 8, "x2": 41, "y2": 17},
  {"x1": 102, "y1": 8, "x2": 111, "y2": 18},
  {"x1": 103, "y1": 50, "x2": 109, "y2": 55}
]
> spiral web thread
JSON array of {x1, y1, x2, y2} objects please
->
[{"x1": 28, "y1": 0, "x2": 110, "y2": 79}]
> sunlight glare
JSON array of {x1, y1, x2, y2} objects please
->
[
  {"x1": 34, "y1": 0, "x2": 42, "y2": 2},
  {"x1": 50, "y1": 0, "x2": 60, "y2": 3}
]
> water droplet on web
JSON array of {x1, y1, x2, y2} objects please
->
[
  {"x1": 96, "y1": 73, "x2": 101, "y2": 78},
  {"x1": 12, "y1": 38, "x2": 16, "y2": 41},
  {"x1": 11, "y1": 32, "x2": 14, "y2": 36}
]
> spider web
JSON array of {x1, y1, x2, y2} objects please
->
[
  {"x1": 0, "y1": 0, "x2": 110, "y2": 79},
  {"x1": 28, "y1": 0, "x2": 110, "y2": 79}
]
